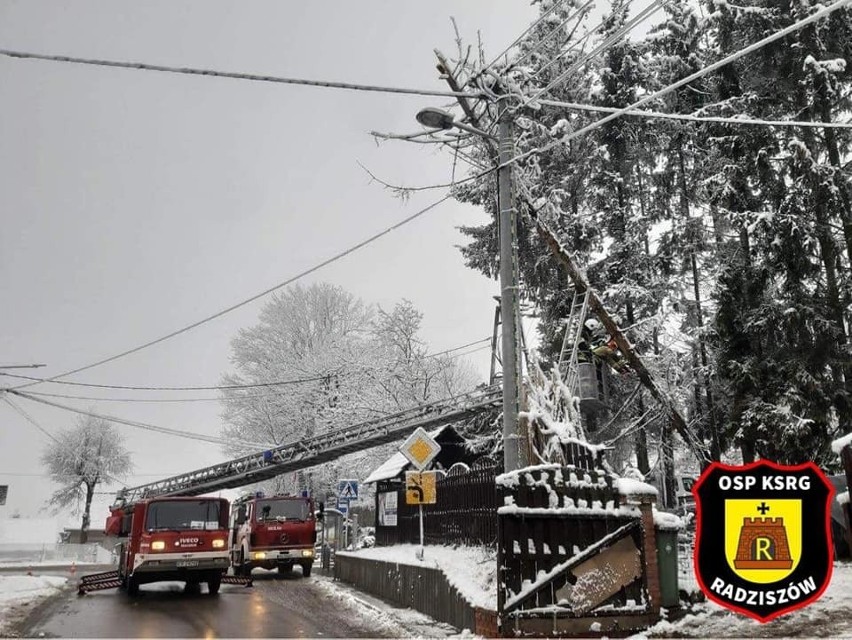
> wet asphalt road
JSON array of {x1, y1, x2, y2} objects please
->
[{"x1": 21, "y1": 569, "x2": 404, "y2": 638}]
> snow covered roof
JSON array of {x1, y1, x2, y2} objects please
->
[
  {"x1": 832, "y1": 432, "x2": 852, "y2": 454},
  {"x1": 363, "y1": 452, "x2": 410, "y2": 484}
]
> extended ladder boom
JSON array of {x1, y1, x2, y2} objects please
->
[{"x1": 117, "y1": 385, "x2": 502, "y2": 504}]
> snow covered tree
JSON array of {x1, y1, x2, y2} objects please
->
[
  {"x1": 41, "y1": 414, "x2": 132, "y2": 543},
  {"x1": 219, "y1": 284, "x2": 479, "y2": 495}
]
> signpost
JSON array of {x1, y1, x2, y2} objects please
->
[
  {"x1": 399, "y1": 429, "x2": 441, "y2": 560},
  {"x1": 337, "y1": 479, "x2": 359, "y2": 501}
]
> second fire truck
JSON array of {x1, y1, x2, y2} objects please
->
[{"x1": 229, "y1": 493, "x2": 320, "y2": 577}]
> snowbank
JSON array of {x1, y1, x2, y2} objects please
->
[
  {"x1": 338, "y1": 543, "x2": 497, "y2": 610},
  {"x1": 616, "y1": 478, "x2": 659, "y2": 499},
  {"x1": 642, "y1": 562, "x2": 852, "y2": 638},
  {"x1": 0, "y1": 574, "x2": 67, "y2": 635}
]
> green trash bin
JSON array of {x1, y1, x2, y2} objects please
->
[{"x1": 656, "y1": 526, "x2": 680, "y2": 608}]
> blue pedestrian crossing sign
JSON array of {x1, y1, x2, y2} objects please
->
[{"x1": 337, "y1": 479, "x2": 359, "y2": 501}]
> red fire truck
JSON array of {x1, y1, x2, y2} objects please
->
[
  {"x1": 80, "y1": 496, "x2": 248, "y2": 596},
  {"x1": 230, "y1": 493, "x2": 320, "y2": 577}
]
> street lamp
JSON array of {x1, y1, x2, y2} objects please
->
[
  {"x1": 415, "y1": 106, "x2": 521, "y2": 473},
  {"x1": 415, "y1": 107, "x2": 497, "y2": 140}
]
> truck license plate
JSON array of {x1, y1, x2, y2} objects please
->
[{"x1": 176, "y1": 560, "x2": 199, "y2": 567}]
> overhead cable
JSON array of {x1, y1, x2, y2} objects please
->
[
  {"x1": 510, "y1": 1, "x2": 596, "y2": 71},
  {"x1": 530, "y1": 18, "x2": 607, "y2": 80},
  {"x1": 538, "y1": 98, "x2": 852, "y2": 128},
  {"x1": 425, "y1": 337, "x2": 492, "y2": 358},
  {"x1": 15, "y1": 336, "x2": 494, "y2": 404},
  {"x1": 478, "y1": 0, "x2": 570, "y2": 76},
  {"x1": 511, "y1": 0, "x2": 852, "y2": 170},
  {"x1": 1, "y1": 371, "x2": 331, "y2": 391},
  {"x1": 20, "y1": 389, "x2": 289, "y2": 404},
  {"x1": 10, "y1": 195, "x2": 452, "y2": 391},
  {"x1": 3, "y1": 396, "x2": 59, "y2": 442},
  {"x1": 0, "y1": 49, "x2": 484, "y2": 100},
  {"x1": 523, "y1": 0, "x2": 667, "y2": 107},
  {"x1": 9, "y1": 390, "x2": 274, "y2": 449}
]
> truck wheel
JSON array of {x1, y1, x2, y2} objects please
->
[
  {"x1": 127, "y1": 576, "x2": 139, "y2": 596},
  {"x1": 301, "y1": 562, "x2": 312, "y2": 578},
  {"x1": 207, "y1": 576, "x2": 221, "y2": 596}
]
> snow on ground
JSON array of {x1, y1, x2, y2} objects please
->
[
  {"x1": 0, "y1": 574, "x2": 67, "y2": 635},
  {"x1": 339, "y1": 543, "x2": 498, "y2": 610},
  {"x1": 312, "y1": 573, "x2": 466, "y2": 638},
  {"x1": 641, "y1": 562, "x2": 852, "y2": 638}
]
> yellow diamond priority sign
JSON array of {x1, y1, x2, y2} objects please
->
[{"x1": 400, "y1": 427, "x2": 441, "y2": 470}]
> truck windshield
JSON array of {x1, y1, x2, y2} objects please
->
[
  {"x1": 145, "y1": 500, "x2": 221, "y2": 531},
  {"x1": 256, "y1": 499, "x2": 309, "y2": 522}
]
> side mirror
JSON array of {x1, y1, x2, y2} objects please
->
[{"x1": 316, "y1": 502, "x2": 325, "y2": 521}]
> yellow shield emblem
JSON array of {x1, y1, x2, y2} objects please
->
[{"x1": 725, "y1": 499, "x2": 802, "y2": 584}]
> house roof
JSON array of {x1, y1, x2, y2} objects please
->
[{"x1": 363, "y1": 425, "x2": 464, "y2": 484}]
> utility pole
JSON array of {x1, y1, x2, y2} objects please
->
[
  {"x1": 432, "y1": 51, "x2": 522, "y2": 473},
  {"x1": 498, "y1": 106, "x2": 521, "y2": 473}
]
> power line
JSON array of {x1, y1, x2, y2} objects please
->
[
  {"x1": 1, "y1": 371, "x2": 331, "y2": 391},
  {"x1": 425, "y1": 337, "x2": 492, "y2": 358},
  {"x1": 510, "y1": 0, "x2": 852, "y2": 172},
  {"x1": 537, "y1": 98, "x2": 852, "y2": 128},
  {"x1": 0, "y1": 49, "x2": 484, "y2": 100},
  {"x1": 478, "y1": 0, "x2": 571, "y2": 77},
  {"x1": 2, "y1": 396, "x2": 59, "y2": 442},
  {"x1": 10, "y1": 195, "x2": 452, "y2": 392},
  {"x1": 9, "y1": 335, "x2": 495, "y2": 405},
  {"x1": 8, "y1": 390, "x2": 274, "y2": 449},
  {"x1": 446, "y1": 342, "x2": 493, "y2": 361},
  {"x1": 530, "y1": 18, "x2": 607, "y2": 80},
  {"x1": 523, "y1": 0, "x2": 667, "y2": 107},
  {"x1": 509, "y1": 1, "x2": 596, "y2": 71},
  {"x1": 20, "y1": 389, "x2": 285, "y2": 404}
]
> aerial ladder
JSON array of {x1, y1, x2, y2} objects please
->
[
  {"x1": 79, "y1": 386, "x2": 501, "y2": 594},
  {"x1": 115, "y1": 384, "x2": 502, "y2": 503},
  {"x1": 558, "y1": 289, "x2": 591, "y2": 397}
]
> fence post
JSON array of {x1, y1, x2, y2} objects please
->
[{"x1": 638, "y1": 499, "x2": 661, "y2": 614}]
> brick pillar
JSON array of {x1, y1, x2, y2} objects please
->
[
  {"x1": 842, "y1": 446, "x2": 852, "y2": 557},
  {"x1": 639, "y1": 500, "x2": 661, "y2": 614}
]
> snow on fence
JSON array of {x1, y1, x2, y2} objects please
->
[
  {"x1": 375, "y1": 458, "x2": 500, "y2": 547},
  {"x1": 0, "y1": 543, "x2": 113, "y2": 566},
  {"x1": 495, "y1": 457, "x2": 666, "y2": 636}
]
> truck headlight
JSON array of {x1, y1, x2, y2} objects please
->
[
  {"x1": 212, "y1": 539, "x2": 226, "y2": 548},
  {"x1": 151, "y1": 541, "x2": 165, "y2": 551},
  {"x1": 252, "y1": 552, "x2": 266, "y2": 560},
  {"x1": 302, "y1": 549, "x2": 314, "y2": 557}
]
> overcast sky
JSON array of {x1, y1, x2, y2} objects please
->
[{"x1": 0, "y1": 1, "x2": 544, "y2": 522}]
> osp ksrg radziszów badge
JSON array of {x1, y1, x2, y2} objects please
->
[{"x1": 693, "y1": 460, "x2": 834, "y2": 622}]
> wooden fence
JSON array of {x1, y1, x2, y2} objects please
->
[
  {"x1": 497, "y1": 460, "x2": 662, "y2": 636},
  {"x1": 375, "y1": 459, "x2": 499, "y2": 547},
  {"x1": 334, "y1": 553, "x2": 498, "y2": 634}
]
